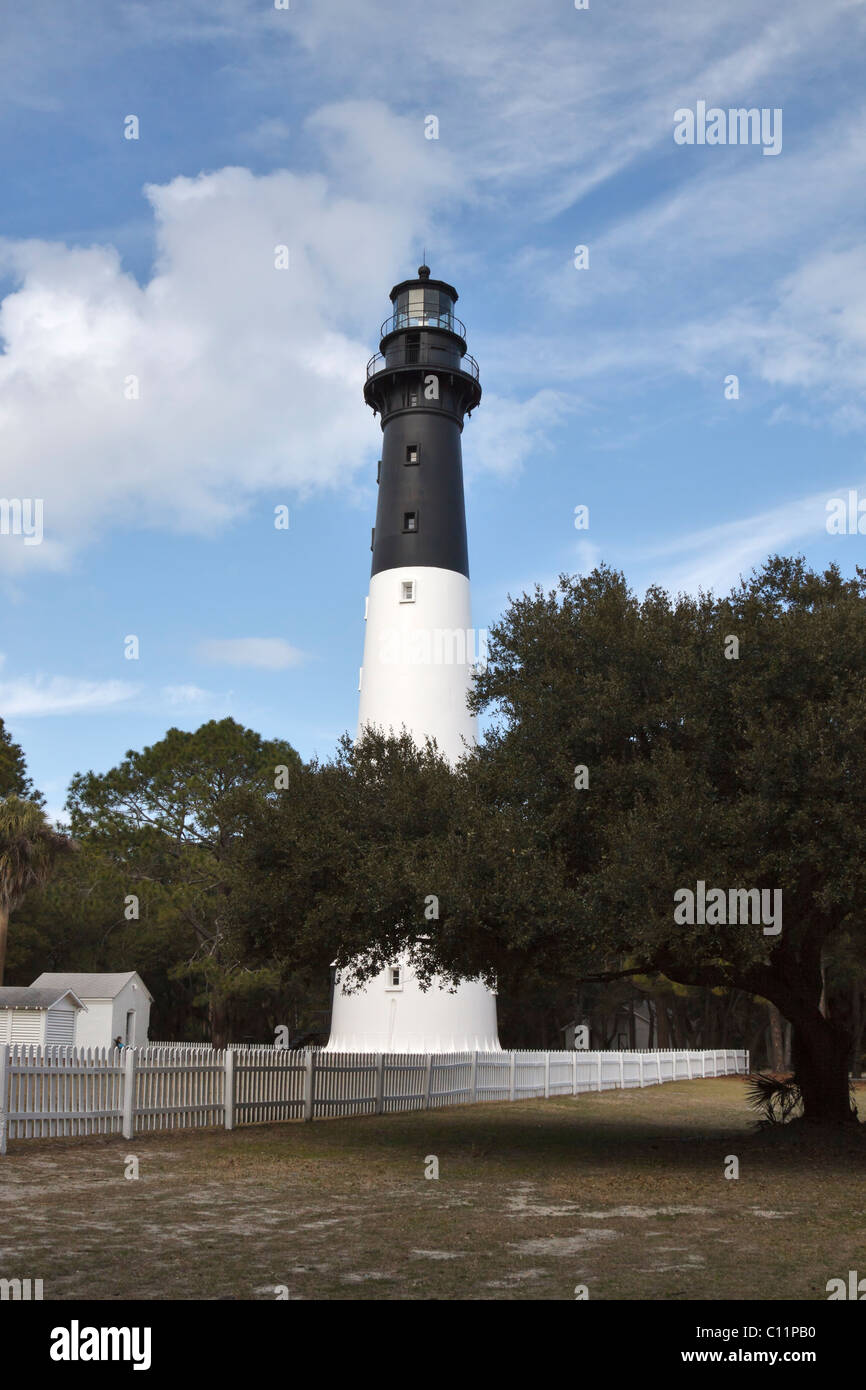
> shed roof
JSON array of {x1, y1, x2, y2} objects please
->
[
  {"x1": 31, "y1": 971, "x2": 153, "y2": 1002},
  {"x1": 0, "y1": 987, "x2": 86, "y2": 1011}
]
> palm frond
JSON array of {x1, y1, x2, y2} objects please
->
[{"x1": 746, "y1": 1070, "x2": 803, "y2": 1126}]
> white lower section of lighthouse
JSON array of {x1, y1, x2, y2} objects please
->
[
  {"x1": 327, "y1": 964, "x2": 500, "y2": 1054},
  {"x1": 358, "y1": 566, "x2": 477, "y2": 760},
  {"x1": 326, "y1": 564, "x2": 501, "y2": 1053}
]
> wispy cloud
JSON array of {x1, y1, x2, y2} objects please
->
[
  {"x1": 196, "y1": 637, "x2": 306, "y2": 670},
  {"x1": 161, "y1": 683, "x2": 216, "y2": 705},
  {"x1": 643, "y1": 483, "x2": 857, "y2": 597},
  {"x1": 0, "y1": 676, "x2": 138, "y2": 717}
]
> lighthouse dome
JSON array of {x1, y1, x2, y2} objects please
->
[{"x1": 386, "y1": 265, "x2": 460, "y2": 335}]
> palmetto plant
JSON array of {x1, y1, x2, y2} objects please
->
[
  {"x1": 0, "y1": 797, "x2": 75, "y2": 984},
  {"x1": 746, "y1": 1071, "x2": 804, "y2": 1126}
]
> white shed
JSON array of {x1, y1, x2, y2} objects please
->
[
  {"x1": 0, "y1": 987, "x2": 86, "y2": 1045},
  {"x1": 30, "y1": 972, "x2": 152, "y2": 1048}
]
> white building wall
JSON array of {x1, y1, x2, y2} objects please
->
[
  {"x1": 73, "y1": 1000, "x2": 115, "y2": 1049},
  {"x1": 110, "y1": 980, "x2": 150, "y2": 1046}
]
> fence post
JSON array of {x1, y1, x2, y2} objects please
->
[
  {"x1": 618, "y1": 1052, "x2": 625, "y2": 1089},
  {"x1": 686, "y1": 1051, "x2": 692, "y2": 1080},
  {"x1": 122, "y1": 1046, "x2": 136, "y2": 1140},
  {"x1": 374, "y1": 1053, "x2": 385, "y2": 1115},
  {"x1": 423, "y1": 1054, "x2": 433, "y2": 1110},
  {"x1": 0, "y1": 1046, "x2": 8, "y2": 1156},
  {"x1": 509, "y1": 1051, "x2": 516, "y2": 1102},
  {"x1": 224, "y1": 1049, "x2": 235, "y2": 1131},
  {"x1": 597, "y1": 1053, "x2": 603, "y2": 1093},
  {"x1": 572, "y1": 1049, "x2": 578, "y2": 1096},
  {"x1": 639, "y1": 1053, "x2": 645, "y2": 1088},
  {"x1": 303, "y1": 1048, "x2": 315, "y2": 1121},
  {"x1": 544, "y1": 1052, "x2": 550, "y2": 1099},
  {"x1": 470, "y1": 1051, "x2": 478, "y2": 1104},
  {"x1": 745, "y1": 1049, "x2": 750, "y2": 1075}
]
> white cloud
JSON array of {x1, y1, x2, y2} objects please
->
[
  {"x1": 161, "y1": 683, "x2": 215, "y2": 705},
  {"x1": 196, "y1": 637, "x2": 306, "y2": 670},
  {"x1": 0, "y1": 102, "x2": 462, "y2": 576},
  {"x1": 0, "y1": 676, "x2": 138, "y2": 717},
  {"x1": 468, "y1": 390, "x2": 576, "y2": 478},
  {"x1": 643, "y1": 483, "x2": 856, "y2": 597},
  {"x1": 242, "y1": 117, "x2": 293, "y2": 150}
]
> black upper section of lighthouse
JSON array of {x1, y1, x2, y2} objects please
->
[{"x1": 364, "y1": 266, "x2": 481, "y2": 580}]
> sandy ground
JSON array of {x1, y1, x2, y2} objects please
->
[{"x1": 2, "y1": 1078, "x2": 863, "y2": 1300}]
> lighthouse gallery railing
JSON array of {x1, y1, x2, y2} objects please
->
[{"x1": 366, "y1": 345, "x2": 480, "y2": 381}]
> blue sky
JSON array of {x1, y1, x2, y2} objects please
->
[{"x1": 1, "y1": 0, "x2": 865, "y2": 820}]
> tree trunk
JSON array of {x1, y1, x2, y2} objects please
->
[
  {"x1": 0, "y1": 903, "x2": 8, "y2": 986},
  {"x1": 793, "y1": 1012, "x2": 857, "y2": 1125},
  {"x1": 746, "y1": 1016, "x2": 766, "y2": 1068},
  {"x1": 767, "y1": 1002, "x2": 785, "y2": 1072},
  {"x1": 209, "y1": 994, "x2": 230, "y2": 1048},
  {"x1": 850, "y1": 986, "x2": 863, "y2": 1080},
  {"x1": 655, "y1": 1000, "x2": 672, "y2": 1048}
]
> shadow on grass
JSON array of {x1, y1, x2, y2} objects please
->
[{"x1": 213, "y1": 1081, "x2": 866, "y2": 1179}]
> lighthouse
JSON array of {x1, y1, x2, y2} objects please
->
[{"x1": 326, "y1": 266, "x2": 500, "y2": 1053}]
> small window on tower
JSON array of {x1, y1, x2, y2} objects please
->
[
  {"x1": 400, "y1": 580, "x2": 416, "y2": 603},
  {"x1": 406, "y1": 444, "x2": 419, "y2": 465},
  {"x1": 402, "y1": 511, "x2": 418, "y2": 533},
  {"x1": 386, "y1": 964, "x2": 403, "y2": 990},
  {"x1": 408, "y1": 390, "x2": 418, "y2": 408}
]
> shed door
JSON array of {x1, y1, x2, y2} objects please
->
[{"x1": 45, "y1": 1008, "x2": 76, "y2": 1044}]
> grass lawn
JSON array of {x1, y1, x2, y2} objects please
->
[{"x1": 2, "y1": 1078, "x2": 864, "y2": 1301}]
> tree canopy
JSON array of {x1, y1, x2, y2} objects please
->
[
  {"x1": 233, "y1": 556, "x2": 866, "y2": 1123},
  {"x1": 0, "y1": 718, "x2": 42, "y2": 803}
]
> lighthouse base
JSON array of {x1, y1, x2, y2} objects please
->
[{"x1": 325, "y1": 957, "x2": 500, "y2": 1053}]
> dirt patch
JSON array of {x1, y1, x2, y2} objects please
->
[{"x1": 1, "y1": 1079, "x2": 863, "y2": 1300}]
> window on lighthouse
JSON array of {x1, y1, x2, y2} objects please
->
[
  {"x1": 406, "y1": 444, "x2": 419, "y2": 464},
  {"x1": 386, "y1": 965, "x2": 403, "y2": 989},
  {"x1": 402, "y1": 511, "x2": 418, "y2": 533},
  {"x1": 400, "y1": 580, "x2": 416, "y2": 603}
]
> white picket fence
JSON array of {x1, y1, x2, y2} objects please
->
[{"x1": 0, "y1": 1045, "x2": 748, "y2": 1152}]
